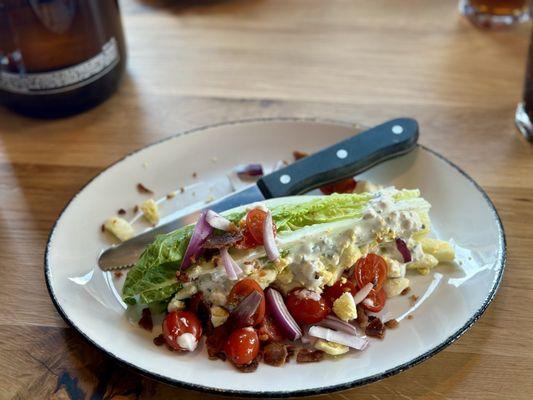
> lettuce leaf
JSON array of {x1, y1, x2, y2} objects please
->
[{"x1": 122, "y1": 189, "x2": 422, "y2": 304}]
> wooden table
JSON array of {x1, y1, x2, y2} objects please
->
[{"x1": 1, "y1": 0, "x2": 532, "y2": 399}]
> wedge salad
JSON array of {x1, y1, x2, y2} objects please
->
[{"x1": 122, "y1": 187, "x2": 454, "y2": 371}]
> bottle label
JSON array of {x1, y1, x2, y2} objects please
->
[{"x1": 0, "y1": 37, "x2": 120, "y2": 95}]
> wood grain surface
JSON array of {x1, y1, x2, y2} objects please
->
[{"x1": 1, "y1": 0, "x2": 532, "y2": 399}]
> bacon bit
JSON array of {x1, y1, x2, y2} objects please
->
[
  {"x1": 166, "y1": 192, "x2": 176, "y2": 199},
  {"x1": 117, "y1": 208, "x2": 126, "y2": 215},
  {"x1": 263, "y1": 343, "x2": 288, "y2": 367},
  {"x1": 319, "y1": 178, "x2": 357, "y2": 195},
  {"x1": 177, "y1": 272, "x2": 190, "y2": 283},
  {"x1": 410, "y1": 295, "x2": 419, "y2": 303},
  {"x1": 100, "y1": 224, "x2": 106, "y2": 233},
  {"x1": 234, "y1": 357, "x2": 259, "y2": 373},
  {"x1": 356, "y1": 303, "x2": 369, "y2": 328},
  {"x1": 407, "y1": 314, "x2": 414, "y2": 320},
  {"x1": 192, "y1": 172, "x2": 197, "y2": 178},
  {"x1": 296, "y1": 348, "x2": 324, "y2": 363},
  {"x1": 113, "y1": 271, "x2": 123, "y2": 278},
  {"x1": 133, "y1": 205, "x2": 139, "y2": 213},
  {"x1": 206, "y1": 324, "x2": 231, "y2": 359},
  {"x1": 365, "y1": 317, "x2": 385, "y2": 339},
  {"x1": 137, "y1": 183, "x2": 154, "y2": 194},
  {"x1": 203, "y1": 231, "x2": 244, "y2": 249},
  {"x1": 180, "y1": 187, "x2": 185, "y2": 193},
  {"x1": 384, "y1": 319, "x2": 399, "y2": 329},
  {"x1": 400, "y1": 287, "x2": 411, "y2": 296},
  {"x1": 293, "y1": 150, "x2": 309, "y2": 160},
  {"x1": 285, "y1": 345, "x2": 296, "y2": 363},
  {"x1": 153, "y1": 334, "x2": 166, "y2": 346},
  {"x1": 138, "y1": 308, "x2": 153, "y2": 331}
]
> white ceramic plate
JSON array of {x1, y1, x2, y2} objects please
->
[{"x1": 45, "y1": 119, "x2": 506, "y2": 397}]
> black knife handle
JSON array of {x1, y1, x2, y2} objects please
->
[{"x1": 256, "y1": 118, "x2": 419, "y2": 198}]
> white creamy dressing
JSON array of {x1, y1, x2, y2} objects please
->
[{"x1": 176, "y1": 191, "x2": 427, "y2": 305}]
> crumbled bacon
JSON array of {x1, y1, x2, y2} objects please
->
[
  {"x1": 138, "y1": 308, "x2": 153, "y2": 331},
  {"x1": 319, "y1": 178, "x2": 357, "y2": 195},
  {"x1": 384, "y1": 319, "x2": 399, "y2": 329},
  {"x1": 410, "y1": 294, "x2": 419, "y2": 303},
  {"x1": 401, "y1": 287, "x2": 411, "y2": 296},
  {"x1": 263, "y1": 343, "x2": 288, "y2": 367},
  {"x1": 113, "y1": 271, "x2": 123, "y2": 278},
  {"x1": 153, "y1": 334, "x2": 165, "y2": 346},
  {"x1": 285, "y1": 345, "x2": 296, "y2": 363},
  {"x1": 203, "y1": 231, "x2": 244, "y2": 249},
  {"x1": 137, "y1": 183, "x2": 154, "y2": 194},
  {"x1": 206, "y1": 325, "x2": 230, "y2": 360},
  {"x1": 293, "y1": 150, "x2": 309, "y2": 160},
  {"x1": 365, "y1": 316, "x2": 385, "y2": 339},
  {"x1": 100, "y1": 224, "x2": 106, "y2": 233},
  {"x1": 234, "y1": 357, "x2": 259, "y2": 373},
  {"x1": 296, "y1": 348, "x2": 324, "y2": 363},
  {"x1": 356, "y1": 303, "x2": 368, "y2": 328},
  {"x1": 118, "y1": 208, "x2": 126, "y2": 215}
]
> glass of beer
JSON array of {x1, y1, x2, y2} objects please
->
[
  {"x1": 459, "y1": 0, "x2": 529, "y2": 28},
  {"x1": 516, "y1": 26, "x2": 533, "y2": 141}
]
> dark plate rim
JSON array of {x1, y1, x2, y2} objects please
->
[{"x1": 44, "y1": 117, "x2": 507, "y2": 398}]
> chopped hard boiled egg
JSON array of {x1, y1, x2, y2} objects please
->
[
  {"x1": 140, "y1": 198, "x2": 160, "y2": 225},
  {"x1": 314, "y1": 339, "x2": 349, "y2": 355},
  {"x1": 384, "y1": 277, "x2": 410, "y2": 297},
  {"x1": 104, "y1": 216, "x2": 134, "y2": 241},
  {"x1": 419, "y1": 238, "x2": 455, "y2": 262},
  {"x1": 332, "y1": 292, "x2": 357, "y2": 321},
  {"x1": 210, "y1": 306, "x2": 229, "y2": 327},
  {"x1": 407, "y1": 253, "x2": 439, "y2": 273}
]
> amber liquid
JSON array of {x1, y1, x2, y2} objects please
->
[
  {"x1": 0, "y1": 0, "x2": 126, "y2": 117},
  {"x1": 468, "y1": 0, "x2": 527, "y2": 15}
]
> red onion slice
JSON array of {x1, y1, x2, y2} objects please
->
[
  {"x1": 319, "y1": 315, "x2": 358, "y2": 335},
  {"x1": 263, "y1": 211, "x2": 280, "y2": 261},
  {"x1": 229, "y1": 290, "x2": 262, "y2": 328},
  {"x1": 266, "y1": 288, "x2": 302, "y2": 341},
  {"x1": 395, "y1": 238, "x2": 412, "y2": 262},
  {"x1": 180, "y1": 211, "x2": 213, "y2": 270},
  {"x1": 205, "y1": 210, "x2": 236, "y2": 232},
  {"x1": 308, "y1": 326, "x2": 368, "y2": 350},
  {"x1": 220, "y1": 247, "x2": 242, "y2": 280},
  {"x1": 235, "y1": 163, "x2": 264, "y2": 179},
  {"x1": 352, "y1": 282, "x2": 373, "y2": 305}
]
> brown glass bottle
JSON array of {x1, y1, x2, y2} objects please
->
[{"x1": 0, "y1": 0, "x2": 126, "y2": 117}]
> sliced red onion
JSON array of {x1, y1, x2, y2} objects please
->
[
  {"x1": 180, "y1": 211, "x2": 213, "y2": 270},
  {"x1": 229, "y1": 290, "x2": 262, "y2": 328},
  {"x1": 319, "y1": 315, "x2": 358, "y2": 335},
  {"x1": 266, "y1": 288, "x2": 302, "y2": 341},
  {"x1": 395, "y1": 238, "x2": 412, "y2": 262},
  {"x1": 352, "y1": 282, "x2": 373, "y2": 305},
  {"x1": 220, "y1": 247, "x2": 242, "y2": 280},
  {"x1": 205, "y1": 210, "x2": 236, "y2": 232},
  {"x1": 308, "y1": 326, "x2": 368, "y2": 350},
  {"x1": 235, "y1": 163, "x2": 263, "y2": 179},
  {"x1": 263, "y1": 211, "x2": 280, "y2": 261}
]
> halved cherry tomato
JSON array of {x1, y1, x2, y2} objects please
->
[
  {"x1": 162, "y1": 311, "x2": 202, "y2": 351},
  {"x1": 285, "y1": 288, "x2": 330, "y2": 325},
  {"x1": 237, "y1": 226, "x2": 260, "y2": 249},
  {"x1": 323, "y1": 279, "x2": 357, "y2": 307},
  {"x1": 224, "y1": 327, "x2": 260, "y2": 366},
  {"x1": 362, "y1": 288, "x2": 387, "y2": 312},
  {"x1": 320, "y1": 178, "x2": 357, "y2": 195},
  {"x1": 246, "y1": 209, "x2": 268, "y2": 244},
  {"x1": 227, "y1": 278, "x2": 266, "y2": 326},
  {"x1": 354, "y1": 254, "x2": 387, "y2": 291},
  {"x1": 257, "y1": 315, "x2": 285, "y2": 342}
]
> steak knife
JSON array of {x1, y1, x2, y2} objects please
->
[{"x1": 98, "y1": 118, "x2": 419, "y2": 271}]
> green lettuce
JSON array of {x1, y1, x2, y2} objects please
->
[{"x1": 122, "y1": 189, "x2": 422, "y2": 305}]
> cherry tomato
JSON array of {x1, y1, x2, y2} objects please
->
[
  {"x1": 224, "y1": 327, "x2": 260, "y2": 365},
  {"x1": 257, "y1": 315, "x2": 285, "y2": 342},
  {"x1": 228, "y1": 278, "x2": 266, "y2": 326},
  {"x1": 323, "y1": 279, "x2": 357, "y2": 307},
  {"x1": 285, "y1": 288, "x2": 330, "y2": 325},
  {"x1": 237, "y1": 226, "x2": 260, "y2": 249},
  {"x1": 246, "y1": 209, "x2": 268, "y2": 244},
  {"x1": 362, "y1": 288, "x2": 387, "y2": 312},
  {"x1": 354, "y1": 254, "x2": 388, "y2": 291},
  {"x1": 320, "y1": 178, "x2": 357, "y2": 195},
  {"x1": 162, "y1": 311, "x2": 202, "y2": 351}
]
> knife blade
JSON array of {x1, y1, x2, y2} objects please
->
[{"x1": 98, "y1": 117, "x2": 418, "y2": 271}]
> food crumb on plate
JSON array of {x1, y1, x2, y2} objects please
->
[
  {"x1": 407, "y1": 314, "x2": 414, "y2": 320},
  {"x1": 192, "y1": 172, "x2": 197, "y2": 178},
  {"x1": 166, "y1": 191, "x2": 176, "y2": 199},
  {"x1": 117, "y1": 208, "x2": 126, "y2": 215},
  {"x1": 137, "y1": 183, "x2": 154, "y2": 194},
  {"x1": 409, "y1": 294, "x2": 419, "y2": 303},
  {"x1": 293, "y1": 150, "x2": 309, "y2": 160},
  {"x1": 114, "y1": 271, "x2": 123, "y2": 278},
  {"x1": 384, "y1": 319, "x2": 399, "y2": 329},
  {"x1": 400, "y1": 287, "x2": 411, "y2": 296}
]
